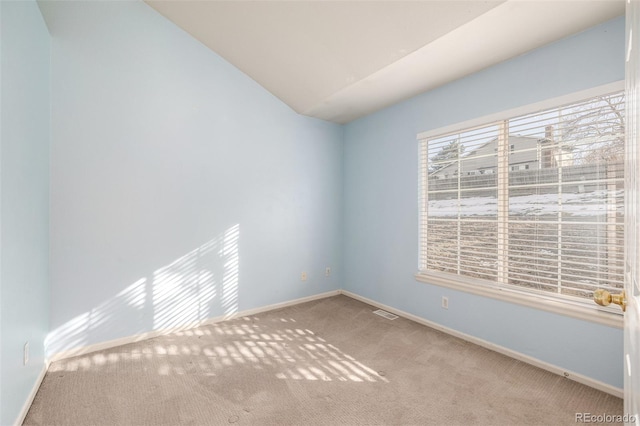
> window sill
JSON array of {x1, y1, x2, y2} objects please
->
[{"x1": 415, "y1": 272, "x2": 623, "y2": 329}]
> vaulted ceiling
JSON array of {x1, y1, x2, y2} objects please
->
[{"x1": 146, "y1": 0, "x2": 624, "y2": 124}]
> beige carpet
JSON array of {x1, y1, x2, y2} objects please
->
[{"x1": 24, "y1": 295, "x2": 622, "y2": 425}]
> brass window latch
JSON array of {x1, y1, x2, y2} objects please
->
[{"x1": 593, "y1": 289, "x2": 626, "y2": 312}]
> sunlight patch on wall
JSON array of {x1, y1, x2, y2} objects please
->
[
  {"x1": 46, "y1": 277, "x2": 148, "y2": 356},
  {"x1": 46, "y1": 224, "x2": 241, "y2": 358},
  {"x1": 151, "y1": 242, "x2": 217, "y2": 330},
  {"x1": 152, "y1": 223, "x2": 239, "y2": 329},
  {"x1": 221, "y1": 224, "x2": 240, "y2": 318}
]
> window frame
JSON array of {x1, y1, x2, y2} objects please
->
[{"x1": 415, "y1": 81, "x2": 625, "y2": 329}]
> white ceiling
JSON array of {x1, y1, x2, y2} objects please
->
[{"x1": 146, "y1": 0, "x2": 624, "y2": 124}]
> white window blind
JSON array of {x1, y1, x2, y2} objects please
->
[{"x1": 419, "y1": 90, "x2": 625, "y2": 309}]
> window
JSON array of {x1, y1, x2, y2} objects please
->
[{"x1": 418, "y1": 88, "x2": 625, "y2": 317}]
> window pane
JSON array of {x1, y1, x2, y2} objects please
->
[
  {"x1": 424, "y1": 124, "x2": 500, "y2": 279},
  {"x1": 505, "y1": 91, "x2": 625, "y2": 298}
]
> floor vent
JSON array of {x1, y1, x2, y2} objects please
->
[{"x1": 373, "y1": 309, "x2": 399, "y2": 320}]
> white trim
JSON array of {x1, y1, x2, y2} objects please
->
[
  {"x1": 415, "y1": 272, "x2": 624, "y2": 329},
  {"x1": 14, "y1": 361, "x2": 49, "y2": 426},
  {"x1": 417, "y1": 81, "x2": 625, "y2": 141},
  {"x1": 47, "y1": 290, "x2": 340, "y2": 363},
  {"x1": 340, "y1": 289, "x2": 623, "y2": 398}
]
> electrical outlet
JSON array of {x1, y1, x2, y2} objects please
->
[
  {"x1": 441, "y1": 296, "x2": 449, "y2": 310},
  {"x1": 325, "y1": 267, "x2": 331, "y2": 277},
  {"x1": 24, "y1": 341, "x2": 29, "y2": 366},
  {"x1": 301, "y1": 272, "x2": 308, "y2": 281}
]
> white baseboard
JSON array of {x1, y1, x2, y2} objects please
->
[
  {"x1": 339, "y1": 290, "x2": 623, "y2": 398},
  {"x1": 14, "y1": 361, "x2": 49, "y2": 426},
  {"x1": 48, "y1": 290, "x2": 340, "y2": 363}
]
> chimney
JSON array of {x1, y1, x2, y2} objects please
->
[{"x1": 545, "y1": 125, "x2": 554, "y2": 141}]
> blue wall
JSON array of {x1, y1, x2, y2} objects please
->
[
  {"x1": 0, "y1": 0, "x2": 51, "y2": 424},
  {"x1": 343, "y1": 17, "x2": 625, "y2": 389},
  {"x1": 40, "y1": 0, "x2": 343, "y2": 356}
]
